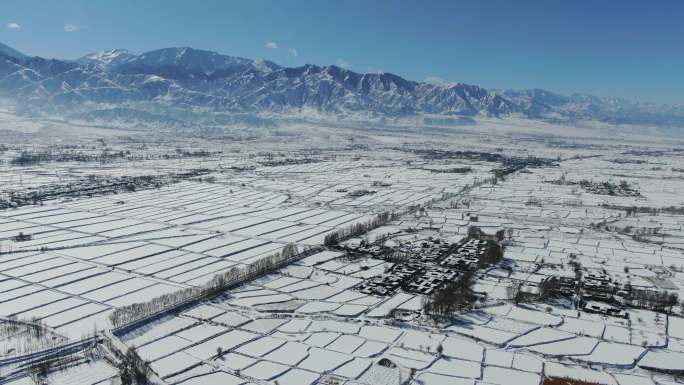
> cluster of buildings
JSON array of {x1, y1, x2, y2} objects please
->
[
  {"x1": 581, "y1": 271, "x2": 626, "y2": 303},
  {"x1": 581, "y1": 183, "x2": 641, "y2": 197},
  {"x1": 356, "y1": 262, "x2": 462, "y2": 296},
  {"x1": 538, "y1": 267, "x2": 678, "y2": 319},
  {"x1": 404, "y1": 266, "x2": 460, "y2": 295},
  {"x1": 582, "y1": 300, "x2": 628, "y2": 318},
  {"x1": 357, "y1": 263, "x2": 422, "y2": 296},
  {"x1": 395, "y1": 238, "x2": 450, "y2": 263},
  {"x1": 440, "y1": 238, "x2": 486, "y2": 270},
  {"x1": 354, "y1": 237, "x2": 496, "y2": 297},
  {"x1": 346, "y1": 189, "x2": 376, "y2": 198},
  {"x1": 343, "y1": 242, "x2": 384, "y2": 256},
  {"x1": 577, "y1": 270, "x2": 667, "y2": 318}
]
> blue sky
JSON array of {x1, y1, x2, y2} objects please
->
[{"x1": 1, "y1": 0, "x2": 683, "y2": 103}]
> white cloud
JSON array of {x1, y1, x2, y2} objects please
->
[
  {"x1": 6, "y1": 22, "x2": 20, "y2": 30},
  {"x1": 336, "y1": 58, "x2": 350, "y2": 69},
  {"x1": 64, "y1": 24, "x2": 84, "y2": 32},
  {"x1": 265, "y1": 41, "x2": 278, "y2": 49},
  {"x1": 424, "y1": 75, "x2": 448, "y2": 85},
  {"x1": 287, "y1": 47, "x2": 298, "y2": 57}
]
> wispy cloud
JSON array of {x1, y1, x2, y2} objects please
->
[
  {"x1": 265, "y1": 41, "x2": 279, "y2": 49},
  {"x1": 6, "y1": 22, "x2": 20, "y2": 30},
  {"x1": 287, "y1": 48, "x2": 298, "y2": 57},
  {"x1": 64, "y1": 24, "x2": 85, "y2": 32},
  {"x1": 336, "y1": 58, "x2": 350, "y2": 69},
  {"x1": 424, "y1": 75, "x2": 448, "y2": 85},
  {"x1": 367, "y1": 67, "x2": 385, "y2": 74}
]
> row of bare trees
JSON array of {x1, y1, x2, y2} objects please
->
[
  {"x1": 0, "y1": 316, "x2": 68, "y2": 357},
  {"x1": 1, "y1": 169, "x2": 211, "y2": 210},
  {"x1": 118, "y1": 347, "x2": 152, "y2": 385},
  {"x1": 109, "y1": 243, "x2": 303, "y2": 328},
  {"x1": 324, "y1": 211, "x2": 399, "y2": 246},
  {"x1": 623, "y1": 288, "x2": 679, "y2": 313},
  {"x1": 422, "y1": 271, "x2": 477, "y2": 320}
]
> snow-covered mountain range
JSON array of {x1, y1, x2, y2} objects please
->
[{"x1": 1, "y1": 42, "x2": 683, "y2": 128}]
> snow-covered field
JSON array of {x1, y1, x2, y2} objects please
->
[{"x1": 1, "y1": 122, "x2": 684, "y2": 385}]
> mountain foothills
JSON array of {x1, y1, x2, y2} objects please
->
[{"x1": 1, "y1": 42, "x2": 683, "y2": 128}]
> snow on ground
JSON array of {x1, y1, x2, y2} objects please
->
[{"x1": 4, "y1": 131, "x2": 684, "y2": 385}]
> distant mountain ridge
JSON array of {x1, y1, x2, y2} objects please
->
[{"x1": 1, "y1": 42, "x2": 683, "y2": 128}]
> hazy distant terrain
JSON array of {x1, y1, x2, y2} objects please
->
[{"x1": 2, "y1": 42, "x2": 684, "y2": 133}]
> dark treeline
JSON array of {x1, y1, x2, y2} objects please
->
[
  {"x1": 398, "y1": 147, "x2": 557, "y2": 176},
  {"x1": 0, "y1": 316, "x2": 68, "y2": 357},
  {"x1": 10, "y1": 148, "x2": 221, "y2": 166},
  {"x1": 258, "y1": 158, "x2": 322, "y2": 167},
  {"x1": 324, "y1": 212, "x2": 399, "y2": 246},
  {"x1": 412, "y1": 167, "x2": 473, "y2": 174},
  {"x1": 466, "y1": 226, "x2": 505, "y2": 266},
  {"x1": 600, "y1": 203, "x2": 684, "y2": 216},
  {"x1": 110, "y1": 243, "x2": 308, "y2": 328},
  {"x1": 0, "y1": 169, "x2": 210, "y2": 210},
  {"x1": 173, "y1": 148, "x2": 221, "y2": 158},
  {"x1": 118, "y1": 347, "x2": 152, "y2": 385},
  {"x1": 11, "y1": 334, "x2": 99, "y2": 382},
  {"x1": 538, "y1": 277, "x2": 566, "y2": 300},
  {"x1": 422, "y1": 270, "x2": 477, "y2": 319},
  {"x1": 623, "y1": 288, "x2": 679, "y2": 313},
  {"x1": 10, "y1": 150, "x2": 129, "y2": 166},
  {"x1": 548, "y1": 178, "x2": 640, "y2": 197}
]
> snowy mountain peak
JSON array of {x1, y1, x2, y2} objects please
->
[
  {"x1": 84, "y1": 48, "x2": 132, "y2": 62},
  {"x1": 77, "y1": 48, "x2": 136, "y2": 69},
  {"x1": 1, "y1": 42, "x2": 684, "y2": 128},
  {"x1": 128, "y1": 47, "x2": 258, "y2": 72}
]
